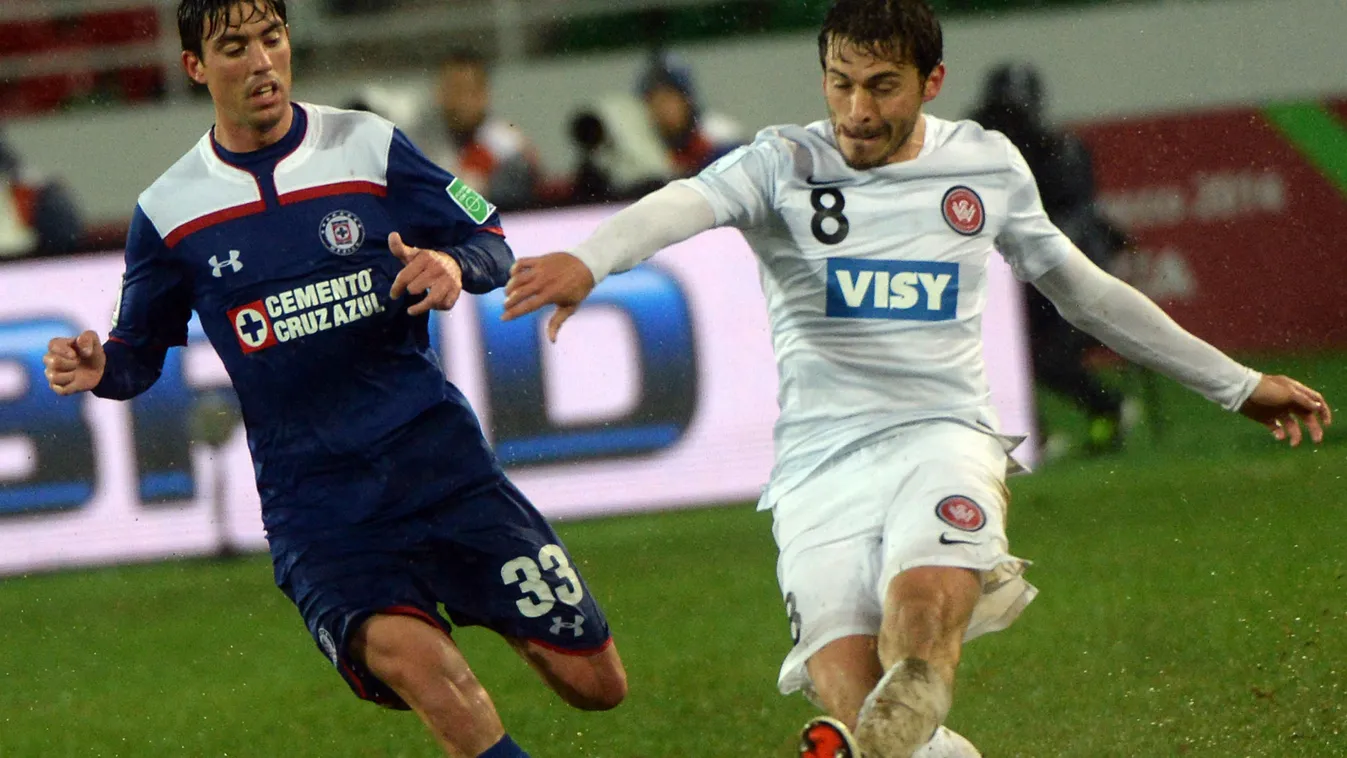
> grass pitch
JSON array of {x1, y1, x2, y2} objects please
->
[{"x1": 1, "y1": 354, "x2": 1344, "y2": 757}]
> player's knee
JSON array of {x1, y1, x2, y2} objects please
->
[
  {"x1": 357, "y1": 618, "x2": 476, "y2": 700},
  {"x1": 887, "y1": 587, "x2": 945, "y2": 637},
  {"x1": 887, "y1": 568, "x2": 978, "y2": 626},
  {"x1": 563, "y1": 661, "x2": 628, "y2": 711},
  {"x1": 361, "y1": 638, "x2": 430, "y2": 693},
  {"x1": 584, "y1": 668, "x2": 629, "y2": 711},
  {"x1": 881, "y1": 568, "x2": 980, "y2": 665},
  {"x1": 563, "y1": 683, "x2": 627, "y2": 712}
]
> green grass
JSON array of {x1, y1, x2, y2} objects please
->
[{"x1": 2, "y1": 354, "x2": 1345, "y2": 757}]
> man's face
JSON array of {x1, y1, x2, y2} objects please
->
[
  {"x1": 822, "y1": 37, "x2": 943, "y2": 169},
  {"x1": 439, "y1": 63, "x2": 489, "y2": 135},
  {"x1": 645, "y1": 84, "x2": 694, "y2": 141},
  {"x1": 184, "y1": 3, "x2": 291, "y2": 141}
]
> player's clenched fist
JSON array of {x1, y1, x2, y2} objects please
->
[
  {"x1": 502, "y1": 253, "x2": 596, "y2": 343},
  {"x1": 388, "y1": 231, "x2": 464, "y2": 316},
  {"x1": 44, "y1": 331, "x2": 106, "y2": 396}
]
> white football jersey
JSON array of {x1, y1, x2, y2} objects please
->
[{"x1": 678, "y1": 115, "x2": 1075, "y2": 505}]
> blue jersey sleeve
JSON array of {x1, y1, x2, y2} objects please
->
[
  {"x1": 385, "y1": 128, "x2": 513, "y2": 293},
  {"x1": 93, "y1": 206, "x2": 193, "y2": 400}
]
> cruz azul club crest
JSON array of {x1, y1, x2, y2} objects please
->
[
  {"x1": 941, "y1": 186, "x2": 985, "y2": 236},
  {"x1": 228, "y1": 302, "x2": 277, "y2": 353},
  {"x1": 319, "y1": 210, "x2": 365, "y2": 255}
]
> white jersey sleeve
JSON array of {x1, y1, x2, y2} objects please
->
[
  {"x1": 677, "y1": 131, "x2": 787, "y2": 229},
  {"x1": 568, "y1": 183, "x2": 716, "y2": 283},
  {"x1": 566, "y1": 129, "x2": 791, "y2": 283},
  {"x1": 993, "y1": 140, "x2": 1076, "y2": 282},
  {"x1": 1032, "y1": 249, "x2": 1261, "y2": 411}
]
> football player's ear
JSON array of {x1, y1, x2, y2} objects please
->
[
  {"x1": 922, "y1": 63, "x2": 946, "y2": 102},
  {"x1": 182, "y1": 51, "x2": 208, "y2": 86}
]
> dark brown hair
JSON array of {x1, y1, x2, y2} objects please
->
[
  {"x1": 818, "y1": 0, "x2": 943, "y2": 78},
  {"x1": 179, "y1": 0, "x2": 287, "y2": 58}
]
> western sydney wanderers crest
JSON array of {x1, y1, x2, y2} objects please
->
[
  {"x1": 935, "y1": 495, "x2": 987, "y2": 532},
  {"x1": 319, "y1": 210, "x2": 365, "y2": 255},
  {"x1": 941, "y1": 186, "x2": 985, "y2": 236}
]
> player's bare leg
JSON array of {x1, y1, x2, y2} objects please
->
[
  {"x1": 505, "y1": 637, "x2": 628, "y2": 711},
  {"x1": 855, "y1": 565, "x2": 981, "y2": 757},
  {"x1": 353, "y1": 614, "x2": 506, "y2": 757},
  {"x1": 798, "y1": 637, "x2": 880, "y2": 758},
  {"x1": 804, "y1": 635, "x2": 883, "y2": 729}
]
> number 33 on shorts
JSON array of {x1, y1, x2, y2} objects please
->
[{"x1": 501, "y1": 544, "x2": 585, "y2": 618}]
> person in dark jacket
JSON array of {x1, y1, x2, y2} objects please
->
[{"x1": 969, "y1": 62, "x2": 1135, "y2": 456}]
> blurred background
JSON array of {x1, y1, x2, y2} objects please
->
[{"x1": 0, "y1": 1, "x2": 1344, "y2": 756}]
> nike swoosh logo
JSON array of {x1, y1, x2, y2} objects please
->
[
  {"x1": 805, "y1": 175, "x2": 848, "y2": 187},
  {"x1": 939, "y1": 534, "x2": 979, "y2": 546}
]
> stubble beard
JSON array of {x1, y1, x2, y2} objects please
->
[{"x1": 834, "y1": 115, "x2": 918, "y2": 170}]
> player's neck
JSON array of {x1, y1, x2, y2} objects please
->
[
  {"x1": 213, "y1": 104, "x2": 296, "y2": 154},
  {"x1": 884, "y1": 113, "x2": 928, "y2": 166}
]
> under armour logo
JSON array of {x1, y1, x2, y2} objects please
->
[
  {"x1": 209, "y1": 250, "x2": 243, "y2": 278},
  {"x1": 549, "y1": 614, "x2": 585, "y2": 638}
]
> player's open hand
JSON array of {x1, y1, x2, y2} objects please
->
[
  {"x1": 44, "y1": 331, "x2": 106, "y2": 396},
  {"x1": 1239, "y1": 374, "x2": 1331, "y2": 446},
  {"x1": 502, "y1": 253, "x2": 596, "y2": 342},
  {"x1": 388, "y1": 232, "x2": 463, "y2": 316}
]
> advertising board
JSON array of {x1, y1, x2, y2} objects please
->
[{"x1": 0, "y1": 204, "x2": 1035, "y2": 574}]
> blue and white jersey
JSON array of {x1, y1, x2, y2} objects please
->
[
  {"x1": 679, "y1": 115, "x2": 1074, "y2": 501},
  {"x1": 101, "y1": 103, "x2": 512, "y2": 536}
]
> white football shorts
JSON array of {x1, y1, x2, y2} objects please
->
[{"x1": 771, "y1": 420, "x2": 1037, "y2": 696}]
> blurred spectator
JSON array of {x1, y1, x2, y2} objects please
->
[
  {"x1": 637, "y1": 51, "x2": 745, "y2": 178},
  {"x1": 0, "y1": 131, "x2": 82, "y2": 258},
  {"x1": 567, "y1": 95, "x2": 672, "y2": 205},
  {"x1": 419, "y1": 50, "x2": 541, "y2": 211},
  {"x1": 968, "y1": 62, "x2": 1135, "y2": 457},
  {"x1": 565, "y1": 51, "x2": 746, "y2": 206},
  {"x1": 342, "y1": 84, "x2": 423, "y2": 129}
]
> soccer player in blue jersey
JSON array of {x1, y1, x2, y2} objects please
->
[{"x1": 40, "y1": 2, "x2": 626, "y2": 755}]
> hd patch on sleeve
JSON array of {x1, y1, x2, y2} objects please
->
[{"x1": 446, "y1": 178, "x2": 497, "y2": 225}]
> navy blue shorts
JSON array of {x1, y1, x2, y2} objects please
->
[{"x1": 271, "y1": 476, "x2": 612, "y2": 708}]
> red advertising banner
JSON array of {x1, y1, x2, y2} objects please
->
[{"x1": 1076, "y1": 98, "x2": 1347, "y2": 352}]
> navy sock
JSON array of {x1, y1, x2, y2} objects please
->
[{"x1": 479, "y1": 734, "x2": 530, "y2": 758}]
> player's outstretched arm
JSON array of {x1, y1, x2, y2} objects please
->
[
  {"x1": 44, "y1": 331, "x2": 106, "y2": 396},
  {"x1": 502, "y1": 182, "x2": 717, "y2": 341},
  {"x1": 1031, "y1": 249, "x2": 1331, "y2": 446}
]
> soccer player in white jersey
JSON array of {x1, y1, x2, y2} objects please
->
[{"x1": 500, "y1": 0, "x2": 1332, "y2": 755}]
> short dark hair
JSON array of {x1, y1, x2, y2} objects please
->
[
  {"x1": 818, "y1": 0, "x2": 942, "y2": 79},
  {"x1": 179, "y1": 0, "x2": 288, "y2": 59}
]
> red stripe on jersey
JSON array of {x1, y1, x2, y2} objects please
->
[
  {"x1": 525, "y1": 635, "x2": 614, "y2": 657},
  {"x1": 480, "y1": 226, "x2": 504, "y2": 236},
  {"x1": 378, "y1": 604, "x2": 447, "y2": 631},
  {"x1": 338, "y1": 659, "x2": 370, "y2": 700},
  {"x1": 278, "y1": 181, "x2": 388, "y2": 206},
  {"x1": 163, "y1": 201, "x2": 267, "y2": 248}
]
